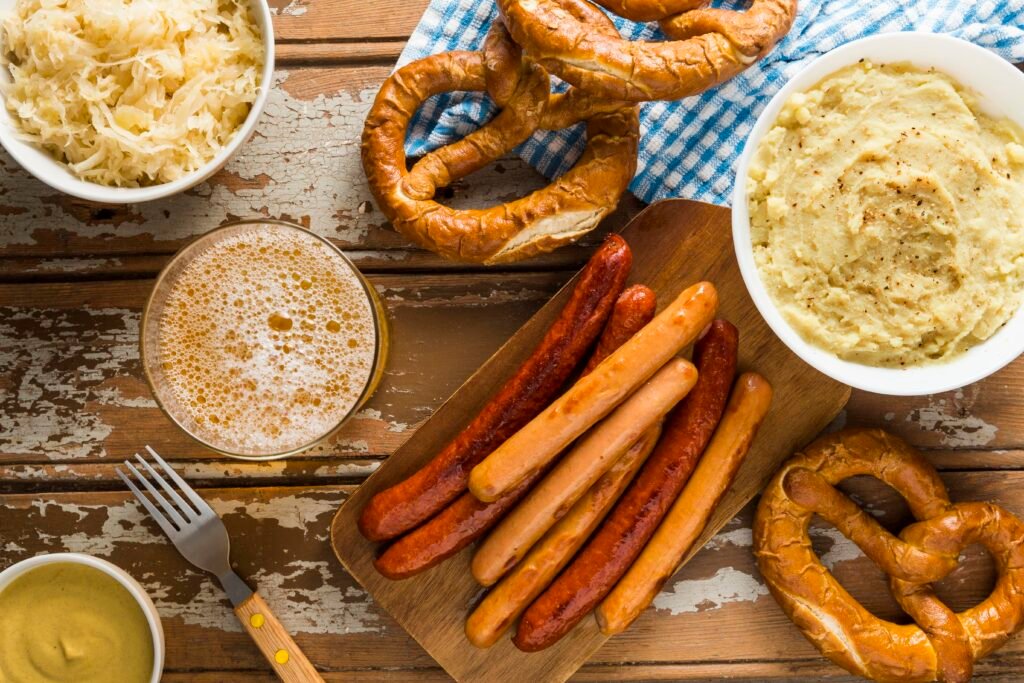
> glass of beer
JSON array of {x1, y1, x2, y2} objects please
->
[{"x1": 141, "y1": 219, "x2": 389, "y2": 460}]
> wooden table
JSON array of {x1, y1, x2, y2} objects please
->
[{"x1": 1, "y1": 5, "x2": 1023, "y2": 681}]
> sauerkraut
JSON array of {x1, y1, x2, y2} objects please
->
[{"x1": 0, "y1": 0, "x2": 263, "y2": 187}]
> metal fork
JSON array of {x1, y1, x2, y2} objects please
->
[{"x1": 118, "y1": 446, "x2": 324, "y2": 683}]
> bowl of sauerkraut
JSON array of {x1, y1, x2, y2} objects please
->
[{"x1": 0, "y1": 0, "x2": 273, "y2": 203}]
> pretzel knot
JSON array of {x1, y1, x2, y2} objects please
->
[
  {"x1": 754, "y1": 428, "x2": 1024, "y2": 683},
  {"x1": 498, "y1": 0, "x2": 798, "y2": 101},
  {"x1": 361, "y1": 14, "x2": 639, "y2": 264}
]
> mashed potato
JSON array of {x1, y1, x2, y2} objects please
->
[
  {"x1": 748, "y1": 62, "x2": 1024, "y2": 367},
  {"x1": 1, "y1": 0, "x2": 263, "y2": 187}
]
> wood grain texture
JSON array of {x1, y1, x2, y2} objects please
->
[
  {"x1": 3, "y1": 475, "x2": 1023, "y2": 680},
  {"x1": 330, "y1": 199, "x2": 851, "y2": 682},
  {"x1": 236, "y1": 592, "x2": 326, "y2": 682},
  {"x1": 0, "y1": 5, "x2": 1022, "y2": 679},
  {"x1": 271, "y1": 0, "x2": 429, "y2": 41}
]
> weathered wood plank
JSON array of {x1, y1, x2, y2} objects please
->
[
  {"x1": 1, "y1": 472, "x2": 1021, "y2": 678},
  {"x1": 4, "y1": 272, "x2": 1024, "y2": 465},
  {"x1": 159, "y1": 666, "x2": 1024, "y2": 682},
  {"x1": 276, "y1": 41, "x2": 406, "y2": 65},
  {"x1": 0, "y1": 65, "x2": 642, "y2": 276},
  {"x1": 0, "y1": 459, "x2": 380, "y2": 491},
  {"x1": 0, "y1": 244, "x2": 625, "y2": 283},
  {"x1": 271, "y1": 0, "x2": 429, "y2": 41},
  {"x1": 5, "y1": 450, "x2": 1021, "y2": 492},
  {"x1": 0, "y1": 272, "x2": 565, "y2": 463}
]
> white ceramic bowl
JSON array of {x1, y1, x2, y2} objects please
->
[
  {"x1": 0, "y1": 0, "x2": 275, "y2": 204},
  {"x1": 733, "y1": 32, "x2": 1024, "y2": 396},
  {"x1": 0, "y1": 552, "x2": 165, "y2": 682}
]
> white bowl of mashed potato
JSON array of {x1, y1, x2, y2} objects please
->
[
  {"x1": 0, "y1": 552, "x2": 164, "y2": 683},
  {"x1": 733, "y1": 33, "x2": 1024, "y2": 396},
  {"x1": 0, "y1": 0, "x2": 274, "y2": 204}
]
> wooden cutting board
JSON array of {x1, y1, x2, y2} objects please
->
[{"x1": 331, "y1": 199, "x2": 851, "y2": 682}]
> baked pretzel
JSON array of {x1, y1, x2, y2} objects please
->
[
  {"x1": 754, "y1": 428, "x2": 1024, "y2": 682},
  {"x1": 361, "y1": 18, "x2": 639, "y2": 264},
  {"x1": 497, "y1": 0, "x2": 798, "y2": 101}
]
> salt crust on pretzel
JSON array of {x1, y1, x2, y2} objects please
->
[
  {"x1": 754, "y1": 428, "x2": 1024, "y2": 682},
  {"x1": 497, "y1": 0, "x2": 798, "y2": 101},
  {"x1": 361, "y1": 20, "x2": 639, "y2": 264}
]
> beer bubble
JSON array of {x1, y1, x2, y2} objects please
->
[{"x1": 268, "y1": 312, "x2": 293, "y2": 332}]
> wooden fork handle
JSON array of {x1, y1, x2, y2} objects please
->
[{"x1": 235, "y1": 592, "x2": 325, "y2": 683}]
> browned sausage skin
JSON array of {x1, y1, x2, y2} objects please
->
[
  {"x1": 513, "y1": 319, "x2": 738, "y2": 651},
  {"x1": 582, "y1": 284, "x2": 655, "y2": 376},
  {"x1": 373, "y1": 280, "x2": 657, "y2": 578},
  {"x1": 358, "y1": 235, "x2": 632, "y2": 542}
]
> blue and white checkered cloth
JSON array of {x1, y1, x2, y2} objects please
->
[{"x1": 398, "y1": 0, "x2": 1024, "y2": 206}]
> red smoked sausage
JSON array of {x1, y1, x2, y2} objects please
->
[
  {"x1": 582, "y1": 285, "x2": 656, "y2": 375},
  {"x1": 358, "y1": 235, "x2": 632, "y2": 542},
  {"x1": 374, "y1": 285, "x2": 657, "y2": 578},
  {"x1": 513, "y1": 319, "x2": 738, "y2": 651}
]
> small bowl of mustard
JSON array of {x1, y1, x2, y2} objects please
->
[{"x1": 0, "y1": 553, "x2": 164, "y2": 683}]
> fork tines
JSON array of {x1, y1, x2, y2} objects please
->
[{"x1": 117, "y1": 446, "x2": 212, "y2": 538}]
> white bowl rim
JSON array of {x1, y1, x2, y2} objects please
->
[
  {"x1": 732, "y1": 31, "x2": 1024, "y2": 397},
  {"x1": 0, "y1": 0, "x2": 275, "y2": 204},
  {"x1": 0, "y1": 552, "x2": 165, "y2": 683}
]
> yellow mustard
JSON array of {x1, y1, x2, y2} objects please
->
[{"x1": 0, "y1": 563, "x2": 154, "y2": 683}]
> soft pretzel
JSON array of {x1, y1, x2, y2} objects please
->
[
  {"x1": 497, "y1": 0, "x2": 798, "y2": 101},
  {"x1": 361, "y1": 21, "x2": 639, "y2": 264},
  {"x1": 754, "y1": 428, "x2": 1024, "y2": 682},
  {"x1": 483, "y1": 9, "x2": 632, "y2": 129}
]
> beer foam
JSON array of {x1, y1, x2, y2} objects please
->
[{"x1": 156, "y1": 226, "x2": 379, "y2": 455}]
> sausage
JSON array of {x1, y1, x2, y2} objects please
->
[
  {"x1": 471, "y1": 358, "x2": 697, "y2": 586},
  {"x1": 582, "y1": 285, "x2": 656, "y2": 375},
  {"x1": 596, "y1": 372, "x2": 773, "y2": 635},
  {"x1": 358, "y1": 235, "x2": 632, "y2": 542},
  {"x1": 374, "y1": 285, "x2": 657, "y2": 578},
  {"x1": 469, "y1": 282, "x2": 718, "y2": 503},
  {"x1": 512, "y1": 320, "x2": 738, "y2": 651},
  {"x1": 465, "y1": 424, "x2": 660, "y2": 648}
]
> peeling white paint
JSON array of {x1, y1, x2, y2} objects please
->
[
  {"x1": 252, "y1": 562, "x2": 381, "y2": 635},
  {"x1": 354, "y1": 407, "x2": 409, "y2": 435},
  {"x1": 334, "y1": 438, "x2": 370, "y2": 453},
  {"x1": 218, "y1": 494, "x2": 339, "y2": 538},
  {"x1": 91, "y1": 387, "x2": 159, "y2": 409},
  {"x1": 705, "y1": 516, "x2": 752, "y2": 551},
  {"x1": 272, "y1": 0, "x2": 309, "y2": 16},
  {"x1": 30, "y1": 258, "x2": 121, "y2": 273},
  {"x1": 0, "y1": 307, "x2": 138, "y2": 458},
  {"x1": 810, "y1": 526, "x2": 864, "y2": 570},
  {"x1": 33, "y1": 499, "x2": 163, "y2": 554},
  {"x1": 25, "y1": 494, "x2": 380, "y2": 636},
  {"x1": 383, "y1": 286, "x2": 551, "y2": 309},
  {"x1": 706, "y1": 527, "x2": 753, "y2": 550},
  {"x1": 906, "y1": 387, "x2": 998, "y2": 448},
  {"x1": 154, "y1": 561, "x2": 382, "y2": 635},
  {"x1": 313, "y1": 461, "x2": 379, "y2": 478},
  {"x1": 653, "y1": 567, "x2": 768, "y2": 615}
]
